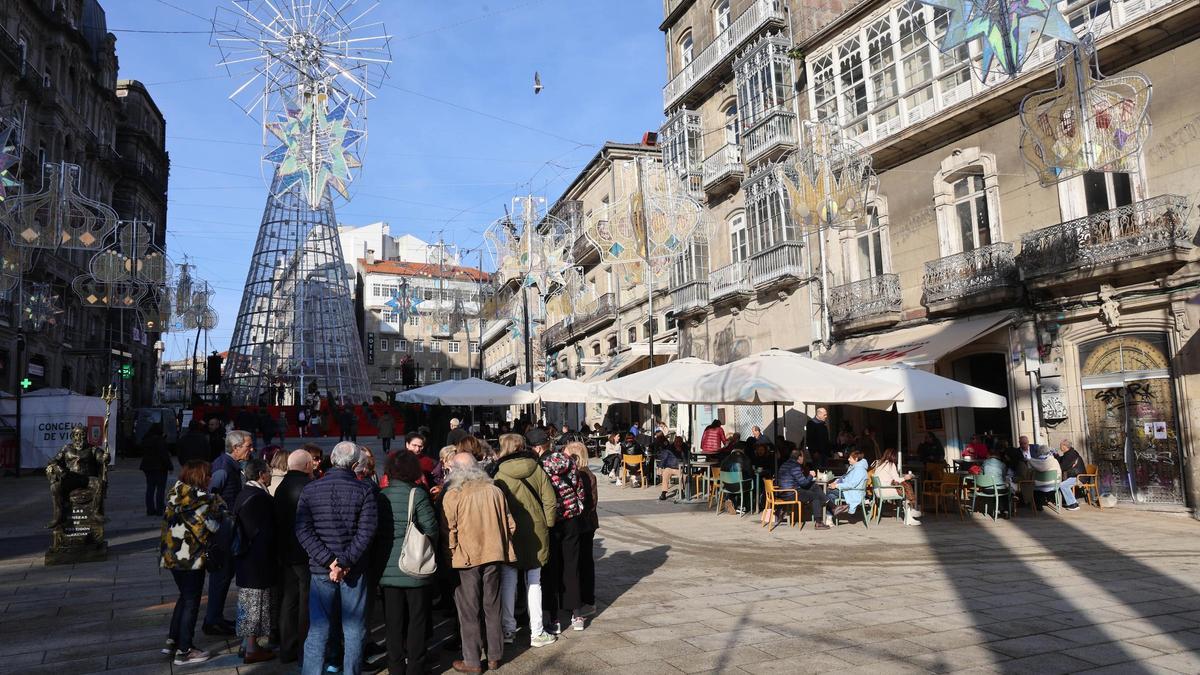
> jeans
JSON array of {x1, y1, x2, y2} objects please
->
[
  {"x1": 303, "y1": 574, "x2": 368, "y2": 675},
  {"x1": 170, "y1": 569, "x2": 205, "y2": 652},
  {"x1": 279, "y1": 563, "x2": 311, "y2": 662},
  {"x1": 144, "y1": 470, "x2": 167, "y2": 514},
  {"x1": 204, "y1": 545, "x2": 234, "y2": 626},
  {"x1": 455, "y1": 564, "x2": 503, "y2": 667},
  {"x1": 383, "y1": 586, "x2": 430, "y2": 675},
  {"x1": 1059, "y1": 477, "x2": 1079, "y2": 506},
  {"x1": 793, "y1": 486, "x2": 833, "y2": 522},
  {"x1": 500, "y1": 566, "x2": 544, "y2": 636}
]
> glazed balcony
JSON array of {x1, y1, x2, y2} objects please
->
[
  {"x1": 829, "y1": 274, "x2": 902, "y2": 334},
  {"x1": 750, "y1": 240, "x2": 805, "y2": 289},
  {"x1": 923, "y1": 242, "x2": 1019, "y2": 315},
  {"x1": 662, "y1": 0, "x2": 789, "y2": 111},
  {"x1": 1018, "y1": 195, "x2": 1191, "y2": 290},
  {"x1": 670, "y1": 280, "x2": 710, "y2": 317},
  {"x1": 709, "y1": 260, "x2": 753, "y2": 303},
  {"x1": 702, "y1": 143, "x2": 744, "y2": 196},
  {"x1": 483, "y1": 354, "x2": 516, "y2": 380},
  {"x1": 742, "y1": 109, "x2": 797, "y2": 165}
]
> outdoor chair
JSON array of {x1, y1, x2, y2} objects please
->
[
  {"x1": 921, "y1": 463, "x2": 949, "y2": 515},
  {"x1": 705, "y1": 469, "x2": 723, "y2": 510},
  {"x1": 831, "y1": 485, "x2": 871, "y2": 528},
  {"x1": 620, "y1": 454, "x2": 647, "y2": 488},
  {"x1": 715, "y1": 468, "x2": 757, "y2": 517},
  {"x1": 969, "y1": 474, "x2": 1012, "y2": 521},
  {"x1": 1075, "y1": 463, "x2": 1101, "y2": 508},
  {"x1": 870, "y1": 475, "x2": 906, "y2": 524},
  {"x1": 762, "y1": 478, "x2": 803, "y2": 529},
  {"x1": 1033, "y1": 470, "x2": 1063, "y2": 513}
]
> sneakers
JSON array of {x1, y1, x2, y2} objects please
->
[
  {"x1": 658, "y1": 491, "x2": 669, "y2": 501},
  {"x1": 173, "y1": 649, "x2": 212, "y2": 666},
  {"x1": 529, "y1": 632, "x2": 557, "y2": 647},
  {"x1": 1065, "y1": 503, "x2": 1081, "y2": 511},
  {"x1": 831, "y1": 504, "x2": 850, "y2": 516},
  {"x1": 723, "y1": 499, "x2": 736, "y2": 515},
  {"x1": 571, "y1": 616, "x2": 586, "y2": 631},
  {"x1": 909, "y1": 508, "x2": 923, "y2": 518},
  {"x1": 161, "y1": 639, "x2": 176, "y2": 656},
  {"x1": 503, "y1": 630, "x2": 516, "y2": 645},
  {"x1": 813, "y1": 522, "x2": 831, "y2": 530},
  {"x1": 546, "y1": 620, "x2": 563, "y2": 635}
]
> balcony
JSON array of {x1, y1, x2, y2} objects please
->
[
  {"x1": 483, "y1": 354, "x2": 516, "y2": 380},
  {"x1": 662, "y1": 0, "x2": 789, "y2": 111},
  {"x1": 702, "y1": 143, "x2": 743, "y2": 195},
  {"x1": 709, "y1": 260, "x2": 753, "y2": 303},
  {"x1": 670, "y1": 280, "x2": 709, "y2": 317},
  {"x1": 922, "y1": 242, "x2": 1019, "y2": 315},
  {"x1": 750, "y1": 241, "x2": 806, "y2": 289},
  {"x1": 660, "y1": 107, "x2": 704, "y2": 200},
  {"x1": 1018, "y1": 195, "x2": 1191, "y2": 290},
  {"x1": 742, "y1": 109, "x2": 796, "y2": 165},
  {"x1": 541, "y1": 293, "x2": 616, "y2": 349},
  {"x1": 829, "y1": 274, "x2": 902, "y2": 334}
]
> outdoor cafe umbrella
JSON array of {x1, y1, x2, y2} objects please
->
[
  {"x1": 534, "y1": 378, "x2": 620, "y2": 404},
  {"x1": 868, "y1": 364, "x2": 1008, "y2": 470},
  {"x1": 689, "y1": 349, "x2": 904, "y2": 409},
  {"x1": 592, "y1": 357, "x2": 721, "y2": 502},
  {"x1": 394, "y1": 377, "x2": 538, "y2": 406}
]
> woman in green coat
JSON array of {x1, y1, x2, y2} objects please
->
[
  {"x1": 378, "y1": 451, "x2": 438, "y2": 675},
  {"x1": 492, "y1": 433, "x2": 558, "y2": 647}
]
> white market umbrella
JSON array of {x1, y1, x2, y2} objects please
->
[
  {"x1": 395, "y1": 377, "x2": 537, "y2": 406},
  {"x1": 870, "y1": 365, "x2": 1007, "y2": 414},
  {"x1": 591, "y1": 357, "x2": 720, "y2": 404},
  {"x1": 690, "y1": 350, "x2": 903, "y2": 409},
  {"x1": 534, "y1": 378, "x2": 620, "y2": 404}
]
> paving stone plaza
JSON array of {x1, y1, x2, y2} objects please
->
[{"x1": 3, "y1": 437, "x2": 1200, "y2": 675}]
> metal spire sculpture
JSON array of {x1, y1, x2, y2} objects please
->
[
  {"x1": 212, "y1": 0, "x2": 390, "y2": 405},
  {"x1": 1020, "y1": 37, "x2": 1152, "y2": 186}
]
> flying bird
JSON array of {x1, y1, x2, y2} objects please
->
[{"x1": 534, "y1": 71, "x2": 543, "y2": 94}]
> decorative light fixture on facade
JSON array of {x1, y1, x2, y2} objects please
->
[
  {"x1": 779, "y1": 121, "x2": 878, "y2": 232},
  {"x1": 917, "y1": 0, "x2": 1079, "y2": 81},
  {"x1": 1019, "y1": 38, "x2": 1152, "y2": 187}
]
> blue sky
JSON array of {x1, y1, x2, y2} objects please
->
[{"x1": 101, "y1": 0, "x2": 666, "y2": 359}]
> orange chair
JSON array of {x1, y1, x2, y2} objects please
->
[
  {"x1": 1075, "y1": 463, "x2": 1101, "y2": 508},
  {"x1": 762, "y1": 478, "x2": 803, "y2": 529},
  {"x1": 620, "y1": 454, "x2": 647, "y2": 488}
]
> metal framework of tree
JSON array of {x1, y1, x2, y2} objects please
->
[{"x1": 211, "y1": 0, "x2": 391, "y2": 406}]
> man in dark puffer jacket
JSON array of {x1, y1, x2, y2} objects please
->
[{"x1": 295, "y1": 442, "x2": 378, "y2": 675}]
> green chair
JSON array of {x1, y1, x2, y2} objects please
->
[
  {"x1": 1034, "y1": 470, "x2": 1062, "y2": 513},
  {"x1": 831, "y1": 484, "x2": 871, "y2": 528},
  {"x1": 716, "y1": 468, "x2": 757, "y2": 517},
  {"x1": 970, "y1": 475, "x2": 1012, "y2": 521},
  {"x1": 870, "y1": 475, "x2": 907, "y2": 524}
]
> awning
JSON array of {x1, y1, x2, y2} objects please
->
[
  {"x1": 819, "y1": 312, "x2": 1012, "y2": 370},
  {"x1": 583, "y1": 343, "x2": 676, "y2": 383}
]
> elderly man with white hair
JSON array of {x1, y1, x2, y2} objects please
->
[
  {"x1": 202, "y1": 428, "x2": 254, "y2": 636},
  {"x1": 442, "y1": 452, "x2": 516, "y2": 673},
  {"x1": 295, "y1": 441, "x2": 378, "y2": 675},
  {"x1": 273, "y1": 449, "x2": 315, "y2": 664}
]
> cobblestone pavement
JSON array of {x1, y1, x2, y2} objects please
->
[{"x1": 3, "y1": 437, "x2": 1200, "y2": 674}]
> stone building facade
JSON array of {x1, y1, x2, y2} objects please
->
[
  {"x1": 660, "y1": 0, "x2": 1200, "y2": 512},
  {"x1": 0, "y1": 0, "x2": 168, "y2": 406}
]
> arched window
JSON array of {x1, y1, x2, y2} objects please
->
[
  {"x1": 728, "y1": 211, "x2": 748, "y2": 263},
  {"x1": 933, "y1": 148, "x2": 1002, "y2": 256},
  {"x1": 714, "y1": 0, "x2": 731, "y2": 33},
  {"x1": 679, "y1": 31, "x2": 694, "y2": 67}
]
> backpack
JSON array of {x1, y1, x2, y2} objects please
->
[{"x1": 397, "y1": 488, "x2": 437, "y2": 578}]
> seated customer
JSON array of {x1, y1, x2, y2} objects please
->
[
  {"x1": 917, "y1": 432, "x2": 945, "y2": 464},
  {"x1": 619, "y1": 432, "x2": 645, "y2": 487},
  {"x1": 962, "y1": 435, "x2": 990, "y2": 460},
  {"x1": 774, "y1": 449, "x2": 834, "y2": 530},
  {"x1": 827, "y1": 450, "x2": 869, "y2": 519},
  {"x1": 870, "y1": 448, "x2": 921, "y2": 525},
  {"x1": 751, "y1": 440, "x2": 776, "y2": 479},
  {"x1": 718, "y1": 447, "x2": 755, "y2": 515},
  {"x1": 656, "y1": 441, "x2": 682, "y2": 501},
  {"x1": 1028, "y1": 445, "x2": 1079, "y2": 511},
  {"x1": 1052, "y1": 439, "x2": 1084, "y2": 512}
]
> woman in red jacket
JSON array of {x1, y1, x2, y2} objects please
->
[{"x1": 699, "y1": 419, "x2": 727, "y2": 455}]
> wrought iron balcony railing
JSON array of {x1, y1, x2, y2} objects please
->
[
  {"x1": 1019, "y1": 195, "x2": 1191, "y2": 278},
  {"x1": 709, "y1": 260, "x2": 753, "y2": 301},
  {"x1": 702, "y1": 143, "x2": 744, "y2": 192},
  {"x1": 671, "y1": 280, "x2": 709, "y2": 315},
  {"x1": 662, "y1": 0, "x2": 788, "y2": 110},
  {"x1": 483, "y1": 353, "x2": 516, "y2": 379},
  {"x1": 742, "y1": 109, "x2": 796, "y2": 165},
  {"x1": 541, "y1": 292, "x2": 616, "y2": 348},
  {"x1": 923, "y1": 242, "x2": 1017, "y2": 304},
  {"x1": 829, "y1": 274, "x2": 902, "y2": 324},
  {"x1": 750, "y1": 240, "x2": 805, "y2": 288}
]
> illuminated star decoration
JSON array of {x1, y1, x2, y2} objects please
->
[
  {"x1": 918, "y1": 0, "x2": 1080, "y2": 81},
  {"x1": 385, "y1": 282, "x2": 421, "y2": 322},
  {"x1": 0, "y1": 118, "x2": 19, "y2": 201},
  {"x1": 265, "y1": 93, "x2": 364, "y2": 208},
  {"x1": 1020, "y1": 39, "x2": 1151, "y2": 186},
  {"x1": 23, "y1": 282, "x2": 63, "y2": 331}
]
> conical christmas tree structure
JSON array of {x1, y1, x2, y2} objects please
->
[{"x1": 224, "y1": 170, "x2": 368, "y2": 406}]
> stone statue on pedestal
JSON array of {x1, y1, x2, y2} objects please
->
[{"x1": 45, "y1": 425, "x2": 109, "y2": 565}]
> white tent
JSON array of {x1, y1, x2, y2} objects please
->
[
  {"x1": 0, "y1": 391, "x2": 118, "y2": 469},
  {"x1": 394, "y1": 377, "x2": 537, "y2": 406},
  {"x1": 534, "y1": 378, "x2": 620, "y2": 404},
  {"x1": 869, "y1": 365, "x2": 1007, "y2": 414},
  {"x1": 591, "y1": 357, "x2": 720, "y2": 404},
  {"x1": 689, "y1": 350, "x2": 903, "y2": 409}
]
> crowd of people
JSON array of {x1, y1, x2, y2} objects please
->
[{"x1": 156, "y1": 416, "x2": 600, "y2": 674}]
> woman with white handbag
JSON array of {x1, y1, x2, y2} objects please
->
[{"x1": 378, "y1": 451, "x2": 439, "y2": 675}]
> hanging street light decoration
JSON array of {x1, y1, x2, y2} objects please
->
[
  {"x1": 265, "y1": 92, "x2": 364, "y2": 208},
  {"x1": 0, "y1": 113, "x2": 20, "y2": 202},
  {"x1": 917, "y1": 0, "x2": 1079, "y2": 82},
  {"x1": 780, "y1": 121, "x2": 878, "y2": 231},
  {"x1": 22, "y1": 281, "x2": 63, "y2": 332},
  {"x1": 72, "y1": 220, "x2": 168, "y2": 311},
  {"x1": 385, "y1": 279, "x2": 421, "y2": 323},
  {"x1": 1, "y1": 162, "x2": 118, "y2": 252},
  {"x1": 1020, "y1": 37, "x2": 1152, "y2": 187}
]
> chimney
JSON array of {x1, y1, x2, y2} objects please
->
[{"x1": 365, "y1": 248, "x2": 376, "y2": 264}]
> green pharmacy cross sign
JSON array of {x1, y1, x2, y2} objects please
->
[
  {"x1": 19, "y1": 377, "x2": 31, "y2": 389},
  {"x1": 119, "y1": 364, "x2": 134, "y2": 380}
]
